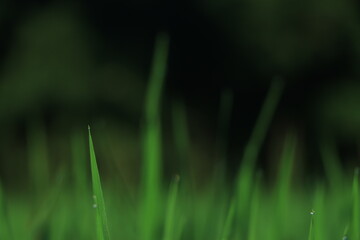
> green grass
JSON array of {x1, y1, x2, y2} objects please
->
[
  {"x1": 1, "y1": 36, "x2": 360, "y2": 240},
  {"x1": 88, "y1": 126, "x2": 111, "y2": 240},
  {"x1": 141, "y1": 32, "x2": 170, "y2": 240}
]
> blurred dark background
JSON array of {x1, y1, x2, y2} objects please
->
[{"x1": 1, "y1": 0, "x2": 360, "y2": 189}]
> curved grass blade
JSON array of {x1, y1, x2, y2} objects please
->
[{"x1": 88, "y1": 126, "x2": 111, "y2": 240}]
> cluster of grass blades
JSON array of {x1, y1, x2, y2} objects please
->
[{"x1": 0, "y1": 32, "x2": 359, "y2": 240}]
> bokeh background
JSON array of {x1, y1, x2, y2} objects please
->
[{"x1": 0, "y1": 0, "x2": 360, "y2": 191}]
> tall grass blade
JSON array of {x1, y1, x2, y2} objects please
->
[
  {"x1": 88, "y1": 126, "x2": 111, "y2": 240},
  {"x1": 141, "y1": 32, "x2": 169, "y2": 240}
]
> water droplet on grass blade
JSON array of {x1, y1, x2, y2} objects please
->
[{"x1": 92, "y1": 195, "x2": 98, "y2": 208}]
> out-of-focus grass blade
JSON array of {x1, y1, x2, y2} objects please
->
[
  {"x1": 27, "y1": 118, "x2": 49, "y2": 193},
  {"x1": 235, "y1": 78, "x2": 284, "y2": 215},
  {"x1": 141, "y1": 32, "x2": 169, "y2": 240},
  {"x1": 0, "y1": 181, "x2": 12, "y2": 240},
  {"x1": 163, "y1": 175, "x2": 180, "y2": 240},
  {"x1": 88, "y1": 126, "x2": 111, "y2": 240},
  {"x1": 352, "y1": 168, "x2": 359, "y2": 240}
]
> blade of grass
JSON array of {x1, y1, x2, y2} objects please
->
[
  {"x1": 352, "y1": 168, "x2": 359, "y2": 240},
  {"x1": 236, "y1": 78, "x2": 284, "y2": 216},
  {"x1": 141, "y1": 32, "x2": 169, "y2": 240},
  {"x1": 163, "y1": 175, "x2": 180, "y2": 240},
  {"x1": 88, "y1": 126, "x2": 111, "y2": 240}
]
